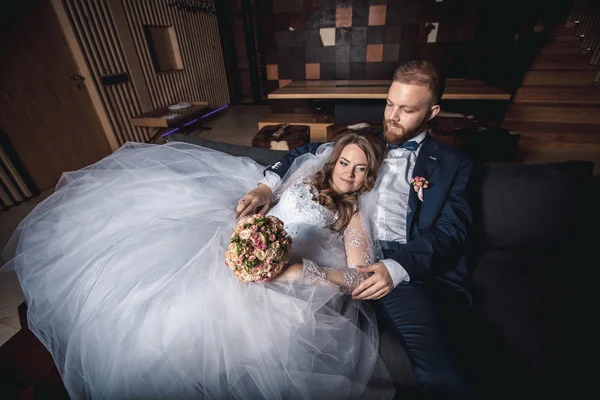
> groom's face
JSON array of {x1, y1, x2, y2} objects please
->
[{"x1": 383, "y1": 81, "x2": 440, "y2": 145}]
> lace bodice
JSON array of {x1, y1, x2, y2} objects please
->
[
  {"x1": 269, "y1": 183, "x2": 338, "y2": 228},
  {"x1": 267, "y1": 183, "x2": 345, "y2": 268}
]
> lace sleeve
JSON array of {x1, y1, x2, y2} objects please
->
[
  {"x1": 299, "y1": 259, "x2": 369, "y2": 295},
  {"x1": 299, "y1": 213, "x2": 374, "y2": 295},
  {"x1": 343, "y1": 212, "x2": 376, "y2": 268}
]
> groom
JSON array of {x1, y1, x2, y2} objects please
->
[{"x1": 236, "y1": 60, "x2": 474, "y2": 398}]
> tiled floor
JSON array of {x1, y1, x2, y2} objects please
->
[
  {"x1": 0, "y1": 189, "x2": 54, "y2": 346},
  {"x1": 0, "y1": 271, "x2": 24, "y2": 344},
  {"x1": 164, "y1": 103, "x2": 271, "y2": 146}
]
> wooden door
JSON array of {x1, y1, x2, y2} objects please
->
[{"x1": 0, "y1": 0, "x2": 111, "y2": 191}]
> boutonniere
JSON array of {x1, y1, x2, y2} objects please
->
[{"x1": 410, "y1": 176, "x2": 429, "y2": 202}]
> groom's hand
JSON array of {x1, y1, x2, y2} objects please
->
[
  {"x1": 235, "y1": 184, "x2": 272, "y2": 218},
  {"x1": 352, "y1": 262, "x2": 394, "y2": 300}
]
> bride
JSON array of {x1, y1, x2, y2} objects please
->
[{"x1": 2, "y1": 131, "x2": 393, "y2": 399}]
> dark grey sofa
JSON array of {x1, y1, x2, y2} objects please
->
[{"x1": 169, "y1": 133, "x2": 598, "y2": 399}]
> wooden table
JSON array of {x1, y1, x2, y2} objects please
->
[
  {"x1": 268, "y1": 79, "x2": 511, "y2": 100},
  {"x1": 263, "y1": 80, "x2": 511, "y2": 142},
  {"x1": 130, "y1": 101, "x2": 210, "y2": 143},
  {"x1": 130, "y1": 101, "x2": 209, "y2": 128}
]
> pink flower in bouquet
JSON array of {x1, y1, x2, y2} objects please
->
[
  {"x1": 254, "y1": 249, "x2": 266, "y2": 260},
  {"x1": 239, "y1": 229, "x2": 252, "y2": 240},
  {"x1": 265, "y1": 248, "x2": 276, "y2": 258},
  {"x1": 226, "y1": 214, "x2": 292, "y2": 283}
]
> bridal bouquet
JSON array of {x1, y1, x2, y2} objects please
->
[{"x1": 226, "y1": 214, "x2": 292, "y2": 283}]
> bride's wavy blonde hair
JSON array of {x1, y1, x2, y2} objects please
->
[{"x1": 310, "y1": 131, "x2": 387, "y2": 231}]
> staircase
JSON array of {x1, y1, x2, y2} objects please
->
[
  {"x1": 502, "y1": 24, "x2": 600, "y2": 174},
  {"x1": 502, "y1": 0, "x2": 600, "y2": 175}
]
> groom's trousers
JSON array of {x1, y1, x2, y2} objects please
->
[{"x1": 376, "y1": 249, "x2": 472, "y2": 399}]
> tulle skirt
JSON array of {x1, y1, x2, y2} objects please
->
[{"x1": 2, "y1": 142, "x2": 393, "y2": 399}]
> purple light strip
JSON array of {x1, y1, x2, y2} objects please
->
[
  {"x1": 161, "y1": 127, "x2": 180, "y2": 137},
  {"x1": 161, "y1": 104, "x2": 229, "y2": 137},
  {"x1": 200, "y1": 104, "x2": 228, "y2": 119},
  {"x1": 182, "y1": 118, "x2": 199, "y2": 127}
]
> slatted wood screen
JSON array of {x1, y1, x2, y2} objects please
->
[
  {"x1": 63, "y1": 0, "x2": 229, "y2": 145},
  {"x1": 0, "y1": 145, "x2": 33, "y2": 210},
  {"x1": 567, "y1": 0, "x2": 600, "y2": 82}
]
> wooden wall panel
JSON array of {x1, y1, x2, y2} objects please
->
[
  {"x1": 121, "y1": 0, "x2": 229, "y2": 110},
  {"x1": 63, "y1": 0, "x2": 229, "y2": 145},
  {"x1": 63, "y1": 0, "x2": 137, "y2": 144}
]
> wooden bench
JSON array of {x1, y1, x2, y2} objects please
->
[
  {"x1": 267, "y1": 79, "x2": 511, "y2": 100},
  {"x1": 261, "y1": 79, "x2": 511, "y2": 142},
  {"x1": 258, "y1": 114, "x2": 335, "y2": 142}
]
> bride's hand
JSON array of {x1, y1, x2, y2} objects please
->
[
  {"x1": 236, "y1": 184, "x2": 272, "y2": 218},
  {"x1": 273, "y1": 263, "x2": 303, "y2": 282}
]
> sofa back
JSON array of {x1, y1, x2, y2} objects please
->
[
  {"x1": 473, "y1": 161, "x2": 595, "y2": 250},
  {"x1": 169, "y1": 134, "x2": 596, "y2": 250}
]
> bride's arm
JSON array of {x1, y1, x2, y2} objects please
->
[
  {"x1": 343, "y1": 212, "x2": 376, "y2": 269},
  {"x1": 275, "y1": 213, "x2": 373, "y2": 295}
]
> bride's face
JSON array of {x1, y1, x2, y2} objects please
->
[{"x1": 331, "y1": 144, "x2": 368, "y2": 194}]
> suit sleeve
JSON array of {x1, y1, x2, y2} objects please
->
[
  {"x1": 388, "y1": 157, "x2": 474, "y2": 281},
  {"x1": 264, "y1": 143, "x2": 324, "y2": 179}
]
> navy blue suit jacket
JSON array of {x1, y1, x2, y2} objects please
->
[{"x1": 265, "y1": 135, "x2": 474, "y2": 289}]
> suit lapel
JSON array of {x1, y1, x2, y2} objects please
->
[{"x1": 407, "y1": 135, "x2": 442, "y2": 236}]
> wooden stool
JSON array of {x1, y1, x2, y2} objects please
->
[
  {"x1": 252, "y1": 124, "x2": 310, "y2": 151},
  {"x1": 258, "y1": 114, "x2": 333, "y2": 142},
  {"x1": 326, "y1": 121, "x2": 383, "y2": 141}
]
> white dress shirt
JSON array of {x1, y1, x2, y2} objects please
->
[
  {"x1": 373, "y1": 130, "x2": 427, "y2": 285},
  {"x1": 258, "y1": 130, "x2": 428, "y2": 287}
]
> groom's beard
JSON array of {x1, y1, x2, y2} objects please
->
[{"x1": 383, "y1": 116, "x2": 429, "y2": 145}]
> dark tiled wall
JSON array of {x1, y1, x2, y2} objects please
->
[{"x1": 261, "y1": 0, "x2": 478, "y2": 92}]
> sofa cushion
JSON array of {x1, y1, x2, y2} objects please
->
[
  {"x1": 473, "y1": 161, "x2": 594, "y2": 249},
  {"x1": 468, "y1": 247, "x2": 575, "y2": 396},
  {"x1": 471, "y1": 249, "x2": 556, "y2": 368},
  {"x1": 168, "y1": 134, "x2": 287, "y2": 166}
]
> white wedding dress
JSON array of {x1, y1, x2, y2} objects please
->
[{"x1": 2, "y1": 142, "x2": 393, "y2": 399}]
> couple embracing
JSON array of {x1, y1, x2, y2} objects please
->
[{"x1": 4, "y1": 60, "x2": 474, "y2": 399}]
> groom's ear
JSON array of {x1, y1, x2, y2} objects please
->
[{"x1": 428, "y1": 104, "x2": 440, "y2": 121}]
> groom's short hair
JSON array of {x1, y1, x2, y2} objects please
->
[{"x1": 392, "y1": 60, "x2": 445, "y2": 105}]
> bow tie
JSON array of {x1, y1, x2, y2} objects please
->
[{"x1": 388, "y1": 140, "x2": 419, "y2": 151}]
